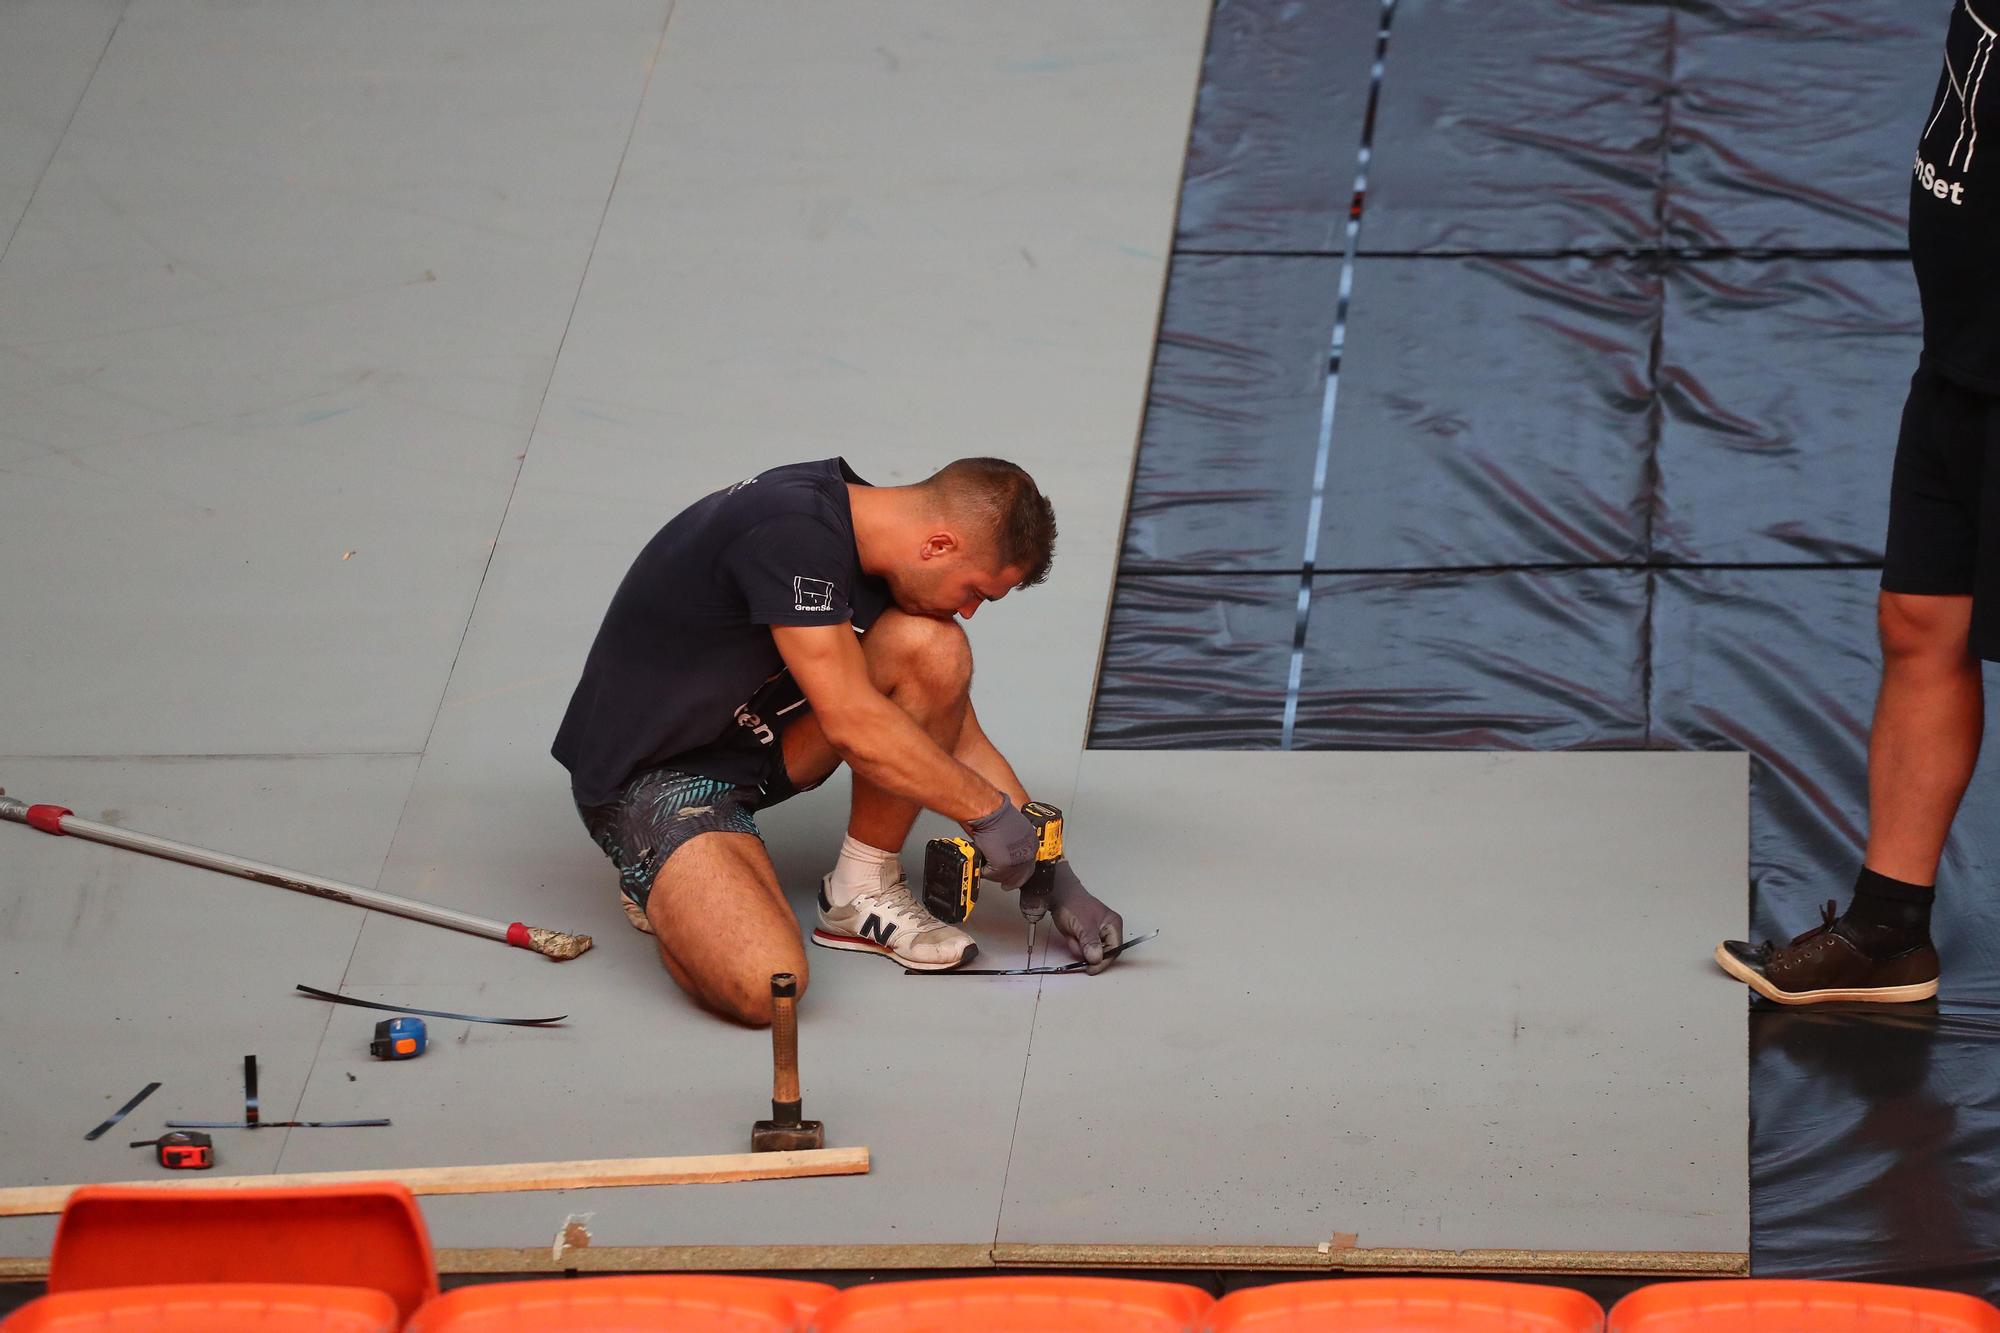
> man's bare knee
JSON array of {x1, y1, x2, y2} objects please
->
[
  {"x1": 1879, "y1": 592, "x2": 1973, "y2": 666},
  {"x1": 864, "y1": 609, "x2": 972, "y2": 699},
  {"x1": 713, "y1": 951, "x2": 810, "y2": 1028}
]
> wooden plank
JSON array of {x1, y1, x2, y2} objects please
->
[
  {"x1": 435, "y1": 1243, "x2": 999, "y2": 1274},
  {"x1": 0, "y1": 1241, "x2": 1749, "y2": 1281},
  {"x1": 0, "y1": 1148, "x2": 869, "y2": 1218},
  {"x1": 994, "y1": 1243, "x2": 1750, "y2": 1278}
]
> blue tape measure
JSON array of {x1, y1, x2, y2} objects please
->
[{"x1": 369, "y1": 1016, "x2": 428, "y2": 1060}]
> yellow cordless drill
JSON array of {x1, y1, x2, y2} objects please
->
[{"x1": 922, "y1": 802, "x2": 1064, "y2": 958}]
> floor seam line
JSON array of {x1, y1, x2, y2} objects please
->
[
  {"x1": 991, "y1": 983, "x2": 1043, "y2": 1252},
  {"x1": 286, "y1": 0, "x2": 679, "y2": 1154},
  {"x1": 0, "y1": 0, "x2": 130, "y2": 273},
  {"x1": 402, "y1": 0, "x2": 678, "y2": 773}
]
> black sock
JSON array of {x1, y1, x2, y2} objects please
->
[{"x1": 1836, "y1": 867, "x2": 1935, "y2": 955}]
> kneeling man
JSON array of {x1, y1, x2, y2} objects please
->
[{"x1": 553, "y1": 457, "x2": 1123, "y2": 1024}]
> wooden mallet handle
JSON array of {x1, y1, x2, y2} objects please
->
[{"x1": 769, "y1": 973, "x2": 801, "y2": 1123}]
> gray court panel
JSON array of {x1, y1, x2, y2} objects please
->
[
  {"x1": 1121, "y1": 256, "x2": 1342, "y2": 572},
  {"x1": 1360, "y1": 0, "x2": 1670, "y2": 255},
  {"x1": 0, "y1": 0, "x2": 123, "y2": 257},
  {"x1": 1319, "y1": 257, "x2": 1658, "y2": 570},
  {"x1": 1296, "y1": 570, "x2": 1650, "y2": 750},
  {"x1": 0, "y1": 753, "x2": 418, "y2": 1256},
  {"x1": 1000, "y1": 750, "x2": 1749, "y2": 1254},
  {"x1": 1665, "y1": 3, "x2": 1936, "y2": 250},
  {"x1": 0, "y1": 0, "x2": 669, "y2": 756},
  {"x1": 1652, "y1": 261, "x2": 1917, "y2": 566},
  {"x1": 267, "y1": 0, "x2": 1212, "y2": 1249}
]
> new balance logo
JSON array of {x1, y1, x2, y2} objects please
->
[
  {"x1": 858, "y1": 913, "x2": 897, "y2": 946},
  {"x1": 794, "y1": 576, "x2": 835, "y2": 612}
]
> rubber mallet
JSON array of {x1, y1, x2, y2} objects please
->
[{"x1": 751, "y1": 973, "x2": 824, "y2": 1152}]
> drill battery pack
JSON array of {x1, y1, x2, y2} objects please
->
[
  {"x1": 921, "y1": 803, "x2": 1065, "y2": 925},
  {"x1": 922, "y1": 837, "x2": 980, "y2": 924}
]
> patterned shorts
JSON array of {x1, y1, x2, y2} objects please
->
[
  {"x1": 575, "y1": 769, "x2": 766, "y2": 916},
  {"x1": 575, "y1": 753, "x2": 816, "y2": 914}
]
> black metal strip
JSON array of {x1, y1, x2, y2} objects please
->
[
  {"x1": 1179, "y1": 245, "x2": 1914, "y2": 262},
  {"x1": 83, "y1": 1081, "x2": 161, "y2": 1141},
  {"x1": 1117, "y1": 560, "x2": 1888, "y2": 578},
  {"x1": 295, "y1": 984, "x2": 566, "y2": 1026},
  {"x1": 165, "y1": 1119, "x2": 391, "y2": 1130},
  {"x1": 1282, "y1": 0, "x2": 1400, "y2": 749},
  {"x1": 243, "y1": 1054, "x2": 259, "y2": 1127},
  {"x1": 908, "y1": 932, "x2": 1158, "y2": 977}
]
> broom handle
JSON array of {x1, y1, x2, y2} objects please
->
[{"x1": 2, "y1": 794, "x2": 518, "y2": 945}]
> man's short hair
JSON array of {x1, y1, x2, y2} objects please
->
[{"x1": 926, "y1": 457, "x2": 1057, "y2": 588}]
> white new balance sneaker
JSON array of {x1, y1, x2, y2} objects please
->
[{"x1": 812, "y1": 872, "x2": 976, "y2": 971}]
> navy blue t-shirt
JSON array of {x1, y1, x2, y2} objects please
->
[{"x1": 553, "y1": 458, "x2": 891, "y2": 805}]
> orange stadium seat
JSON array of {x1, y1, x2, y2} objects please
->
[
  {"x1": 46, "y1": 1183, "x2": 437, "y2": 1324},
  {"x1": 404, "y1": 1275, "x2": 837, "y2": 1331},
  {"x1": 0, "y1": 1282, "x2": 400, "y2": 1332},
  {"x1": 814, "y1": 1276, "x2": 1214, "y2": 1332},
  {"x1": 1609, "y1": 1280, "x2": 2000, "y2": 1332},
  {"x1": 1206, "y1": 1278, "x2": 1603, "y2": 1331}
]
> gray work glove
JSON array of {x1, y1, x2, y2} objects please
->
[
  {"x1": 1027, "y1": 857, "x2": 1123, "y2": 975},
  {"x1": 963, "y1": 795, "x2": 1037, "y2": 890}
]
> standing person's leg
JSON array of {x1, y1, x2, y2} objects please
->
[
  {"x1": 1717, "y1": 366, "x2": 1989, "y2": 1004},
  {"x1": 1863, "y1": 591, "x2": 1983, "y2": 887},
  {"x1": 1846, "y1": 368, "x2": 1993, "y2": 957}
]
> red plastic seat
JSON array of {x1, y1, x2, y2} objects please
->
[
  {"x1": 1207, "y1": 1278, "x2": 1603, "y2": 1331},
  {"x1": 1609, "y1": 1279, "x2": 2000, "y2": 1332},
  {"x1": 47, "y1": 1183, "x2": 437, "y2": 1324},
  {"x1": 814, "y1": 1276, "x2": 1214, "y2": 1332},
  {"x1": 0, "y1": 1282, "x2": 399, "y2": 1331},
  {"x1": 404, "y1": 1275, "x2": 837, "y2": 1331}
]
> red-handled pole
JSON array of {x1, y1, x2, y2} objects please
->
[{"x1": 1, "y1": 792, "x2": 591, "y2": 960}]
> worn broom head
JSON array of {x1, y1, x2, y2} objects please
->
[{"x1": 525, "y1": 926, "x2": 593, "y2": 960}]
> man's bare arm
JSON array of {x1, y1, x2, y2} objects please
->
[
  {"x1": 772, "y1": 622, "x2": 1002, "y2": 824},
  {"x1": 954, "y1": 702, "x2": 1031, "y2": 808}
]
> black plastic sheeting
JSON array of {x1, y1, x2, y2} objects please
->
[
  {"x1": 1089, "y1": 575, "x2": 1294, "y2": 748},
  {"x1": 1175, "y1": 0, "x2": 1381, "y2": 253},
  {"x1": 1751, "y1": 1005, "x2": 2000, "y2": 1287},
  {"x1": 1359, "y1": 0, "x2": 1672, "y2": 254},
  {"x1": 1655, "y1": 260, "x2": 1917, "y2": 564},
  {"x1": 1321, "y1": 257, "x2": 1657, "y2": 567},
  {"x1": 1669, "y1": 5, "x2": 1940, "y2": 251},
  {"x1": 1097, "y1": 0, "x2": 2000, "y2": 1299},
  {"x1": 1121, "y1": 256, "x2": 1341, "y2": 571},
  {"x1": 1354, "y1": 0, "x2": 1935, "y2": 255},
  {"x1": 1296, "y1": 570, "x2": 1649, "y2": 748},
  {"x1": 1126, "y1": 253, "x2": 1917, "y2": 575}
]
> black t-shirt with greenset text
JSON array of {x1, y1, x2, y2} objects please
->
[
  {"x1": 553, "y1": 458, "x2": 891, "y2": 805},
  {"x1": 1912, "y1": 0, "x2": 2000, "y2": 393}
]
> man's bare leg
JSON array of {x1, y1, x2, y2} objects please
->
[
  {"x1": 646, "y1": 831, "x2": 808, "y2": 1027},
  {"x1": 778, "y1": 609, "x2": 979, "y2": 852},
  {"x1": 1864, "y1": 591, "x2": 1984, "y2": 883},
  {"x1": 847, "y1": 610, "x2": 975, "y2": 848}
]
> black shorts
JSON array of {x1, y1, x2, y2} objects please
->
[{"x1": 1882, "y1": 363, "x2": 2000, "y2": 660}]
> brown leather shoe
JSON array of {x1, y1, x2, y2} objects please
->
[{"x1": 1715, "y1": 900, "x2": 1939, "y2": 1005}]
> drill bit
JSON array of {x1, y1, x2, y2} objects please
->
[{"x1": 1026, "y1": 917, "x2": 1037, "y2": 967}]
